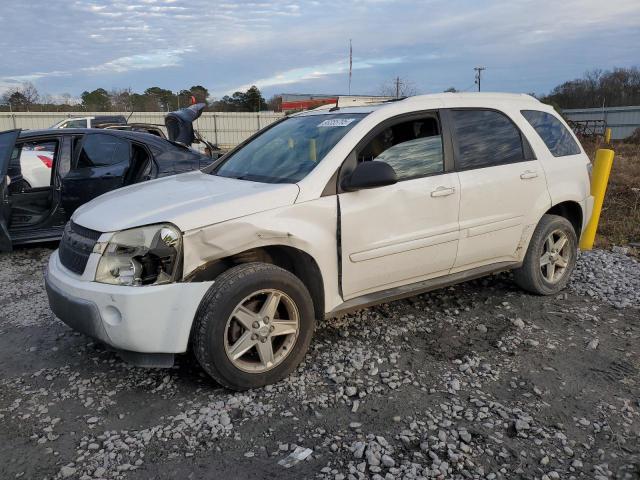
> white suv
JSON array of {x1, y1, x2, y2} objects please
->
[{"x1": 45, "y1": 93, "x2": 593, "y2": 390}]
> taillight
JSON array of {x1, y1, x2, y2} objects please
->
[
  {"x1": 586, "y1": 162, "x2": 593, "y2": 181},
  {"x1": 38, "y1": 155, "x2": 53, "y2": 168}
]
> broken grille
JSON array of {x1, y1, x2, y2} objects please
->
[{"x1": 58, "y1": 221, "x2": 102, "y2": 275}]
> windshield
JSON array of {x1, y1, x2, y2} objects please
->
[{"x1": 214, "y1": 113, "x2": 366, "y2": 183}]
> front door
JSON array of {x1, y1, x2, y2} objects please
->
[
  {"x1": 339, "y1": 113, "x2": 460, "y2": 298},
  {"x1": 0, "y1": 130, "x2": 21, "y2": 251},
  {"x1": 61, "y1": 133, "x2": 131, "y2": 214}
]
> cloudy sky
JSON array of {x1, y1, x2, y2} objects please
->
[{"x1": 1, "y1": 0, "x2": 639, "y2": 100}]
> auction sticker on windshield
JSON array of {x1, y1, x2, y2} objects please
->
[{"x1": 317, "y1": 118, "x2": 357, "y2": 127}]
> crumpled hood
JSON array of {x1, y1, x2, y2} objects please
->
[{"x1": 72, "y1": 171, "x2": 300, "y2": 233}]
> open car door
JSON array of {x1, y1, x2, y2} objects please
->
[
  {"x1": 0, "y1": 130, "x2": 21, "y2": 252},
  {"x1": 60, "y1": 133, "x2": 132, "y2": 215}
]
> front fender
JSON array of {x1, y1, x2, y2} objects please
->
[{"x1": 181, "y1": 196, "x2": 342, "y2": 312}]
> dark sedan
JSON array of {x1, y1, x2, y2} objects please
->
[{"x1": 0, "y1": 126, "x2": 214, "y2": 251}]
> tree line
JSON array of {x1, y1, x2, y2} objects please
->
[
  {"x1": 2, "y1": 66, "x2": 640, "y2": 113},
  {"x1": 0, "y1": 83, "x2": 272, "y2": 113},
  {"x1": 539, "y1": 67, "x2": 640, "y2": 109}
]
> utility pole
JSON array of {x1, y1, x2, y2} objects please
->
[
  {"x1": 395, "y1": 76, "x2": 401, "y2": 98},
  {"x1": 474, "y1": 66, "x2": 486, "y2": 92},
  {"x1": 348, "y1": 39, "x2": 353, "y2": 95}
]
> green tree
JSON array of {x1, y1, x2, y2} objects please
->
[
  {"x1": 81, "y1": 88, "x2": 111, "y2": 111},
  {"x1": 144, "y1": 87, "x2": 176, "y2": 111},
  {"x1": 4, "y1": 91, "x2": 29, "y2": 110},
  {"x1": 189, "y1": 85, "x2": 209, "y2": 104},
  {"x1": 244, "y1": 85, "x2": 267, "y2": 111},
  {"x1": 212, "y1": 85, "x2": 267, "y2": 112}
]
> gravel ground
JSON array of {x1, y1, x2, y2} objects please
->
[{"x1": 0, "y1": 247, "x2": 638, "y2": 480}]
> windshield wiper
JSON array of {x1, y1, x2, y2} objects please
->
[{"x1": 222, "y1": 173, "x2": 255, "y2": 181}]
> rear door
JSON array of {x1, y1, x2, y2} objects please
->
[
  {"x1": 0, "y1": 130, "x2": 21, "y2": 251},
  {"x1": 519, "y1": 109, "x2": 590, "y2": 214},
  {"x1": 445, "y1": 109, "x2": 550, "y2": 271},
  {"x1": 60, "y1": 133, "x2": 131, "y2": 214}
]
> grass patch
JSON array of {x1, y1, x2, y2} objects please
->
[{"x1": 582, "y1": 139, "x2": 640, "y2": 247}]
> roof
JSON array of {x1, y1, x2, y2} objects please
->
[
  {"x1": 17, "y1": 128, "x2": 172, "y2": 148},
  {"x1": 295, "y1": 92, "x2": 541, "y2": 117}
]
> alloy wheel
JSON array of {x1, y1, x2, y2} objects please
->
[
  {"x1": 223, "y1": 289, "x2": 300, "y2": 373},
  {"x1": 539, "y1": 229, "x2": 571, "y2": 284}
]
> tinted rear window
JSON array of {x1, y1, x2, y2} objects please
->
[
  {"x1": 77, "y1": 134, "x2": 130, "y2": 168},
  {"x1": 521, "y1": 110, "x2": 581, "y2": 157},
  {"x1": 451, "y1": 109, "x2": 525, "y2": 170}
]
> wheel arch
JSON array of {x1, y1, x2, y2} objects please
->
[
  {"x1": 545, "y1": 200, "x2": 584, "y2": 238},
  {"x1": 184, "y1": 244, "x2": 325, "y2": 322}
]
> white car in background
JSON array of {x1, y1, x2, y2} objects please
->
[
  {"x1": 45, "y1": 92, "x2": 593, "y2": 391},
  {"x1": 50, "y1": 115, "x2": 128, "y2": 129},
  {"x1": 11, "y1": 142, "x2": 55, "y2": 189}
]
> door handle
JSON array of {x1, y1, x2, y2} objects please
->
[
  {"x1": 430, "y1": 186, "x2": 455, "y2": 197},
  {"x1": 520, "y1": 170, "x2": 538, "y2": 180}
]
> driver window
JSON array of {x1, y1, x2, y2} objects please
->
[
  {"x1": 358, "y1": 114, "x2": 444, "y2": 181},
  {"x1": 8, "y1": 139, "x2": 58, "y2": 193}
]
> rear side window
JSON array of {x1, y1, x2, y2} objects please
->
[
  {"x1": 358, "y1": 115, "x2": 444, "y2": 181},
  {"x1": 451, "y1": 109, "x2": 525, "y2": 170},
  {"x1": 76, "y1": 134, "x2": 130, "y2": 168},
  {"x1": 521, "y1": 110, "x2": 581, "y2": 157}
]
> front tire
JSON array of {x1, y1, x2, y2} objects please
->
[
  {"x1": 192, "y1": 262, "x2": 315, "y2": 390},
  {"x1": 513, "y1": 214, "x2": 578, "y2": 295}
]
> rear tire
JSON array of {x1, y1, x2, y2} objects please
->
[
  {"x1": 513, "y1": 214, "x2": 577, "y2": 295},
  {"x1": 192, "y1": 262, "x2": 315, "y2": 391}
]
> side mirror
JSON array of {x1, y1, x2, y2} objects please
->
[{"x1": 342, "y1": 161, "x2": 398, "y2": 192}]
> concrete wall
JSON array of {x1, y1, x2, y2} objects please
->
[
  {"x1": 0, "y1": 111, "x2": 286, "y2": 149},
  {"x1": 563, "y1": 106, "x2": 640, "y2": 140}
]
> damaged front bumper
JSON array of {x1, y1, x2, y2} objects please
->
[{"x1": 45, "y1": 250, "x2": 212, "y2": 365}]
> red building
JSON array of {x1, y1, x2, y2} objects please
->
[{"x1": 277, "y1": 94, "x2": 338, "y2": 112}]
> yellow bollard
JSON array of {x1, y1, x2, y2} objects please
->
[
  {"x1": 579, "y1": 148, "x2": 615, "y2": 250},
  {"x1": 604, "y1": 127, "x2": 612, "y2": 144}
]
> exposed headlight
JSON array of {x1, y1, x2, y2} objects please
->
[{"x1": 95, "y1": 224, "x2": 182, "y2": 286}]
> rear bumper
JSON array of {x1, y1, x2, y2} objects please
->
[
  {"x1": 581, "y1": 195, "x2": 595, "y2": 237},
  {"x1": 45, "y1": 250, "x2": 213, "y2": 354}
]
